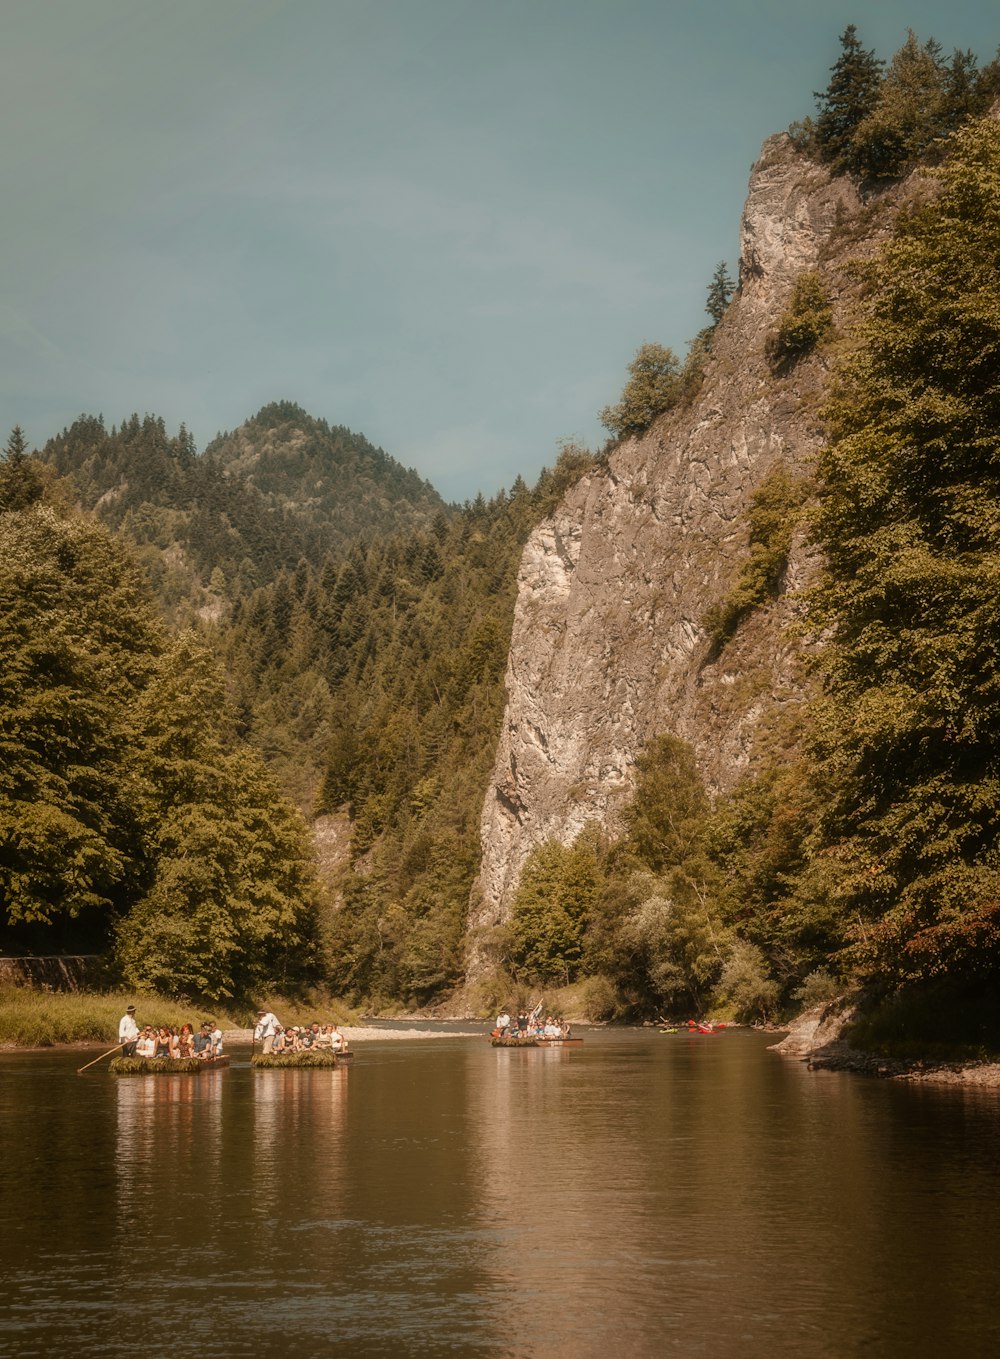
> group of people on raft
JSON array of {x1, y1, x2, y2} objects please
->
[
  {"x1": 118, "y1": 1005, "x2": 223, "y2": 1060},
  {"x1": 492, "y1": 1009, "x2": 571, "y2": 1040},
  {"x1": 253, "y1": 1009, "x2": 349, "y2": 1055}
]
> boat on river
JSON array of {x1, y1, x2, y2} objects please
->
[
  {"x1": 109, "y1": 1055, "x2": 230, "y2": 1075},
  {"x1": 251, "y1": 1050, "x2": 350, "y2": 1069}
]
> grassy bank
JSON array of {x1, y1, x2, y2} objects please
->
[{"x1": 0, "y1": 986, "x2": 355, "y2": 1048}]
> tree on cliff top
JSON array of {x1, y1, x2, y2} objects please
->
[
  {"x1": 599, "y1": 343, "x2": 681, "y2": 440},
  {"x1": 812, "y1": 24, "x2": 885, "y2": 173}
]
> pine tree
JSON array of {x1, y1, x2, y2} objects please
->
[
  {"x1": 813, "y1": 25, "x2": 885, "y2": 173},
  {"x1": 706, "y1": 261, "x2": 735, "y2": 325},
  {"x1": 0, "y1": 426, "x2": 43, "y2": 512},
  {"x1": 850, "y1": 31, "x2": 948, "y2": 179}
]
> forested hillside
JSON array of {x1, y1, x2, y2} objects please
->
[
  {"x1": 39, "y1": 402, "x2": 444, "y2": 621},
  {"x1": 4, "y1": 27, "x2": 1000, "y2": 1034},
  {"x1": 220, "y1": 446, "x2": 598, "y2": 1005}
]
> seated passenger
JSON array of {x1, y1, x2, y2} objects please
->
[
  {"x1": 192, "y1": 1024, "x2": 213, "y2": 1057},
  {"x1": 313, "y1": 1025, "x2": 333, "y2": 1050},
  {"x1": 178, "y1": 1023, "x2": 195, "y2": 1057},
  {"x1": 135, "y1": 1027, "x2": 156, "y2": 1059},
  {"x1": 330, "y1": 1026, "x2": 347, "y2": 1052}
]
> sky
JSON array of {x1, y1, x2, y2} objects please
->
[{"x1": 2, "y1": 1, "x2": 997, "y2": 501}]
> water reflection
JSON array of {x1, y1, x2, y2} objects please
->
[
  {"x1": 4, "y1": 1036, "x2": 1000, "y2": 1357},
  {"x1": 251, "y1": 1066, "x2": 349, "y2": 1226}
]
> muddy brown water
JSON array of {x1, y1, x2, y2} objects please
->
[{"x1": 2, "y1": 1027, "x2": 999, "y2": 1358}]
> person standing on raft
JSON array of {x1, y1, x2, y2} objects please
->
[
  {"x1": 255, "y1": 1009, "x2": 280, "y2": 1054},
  {"x1": 118, "y1": 1004, "x2": 139, "y2": 1057}
]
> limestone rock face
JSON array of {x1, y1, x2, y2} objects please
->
[{"x1": 471, "y1": 136, "x2": 866, "y2": 954}]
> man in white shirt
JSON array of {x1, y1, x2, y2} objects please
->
[
  {"x1": 118, "y1": 1005, "x2": 139, "y2": 1057},
  {"x1": 254, "y1": 1009, "x2": 280, "y2": 1054}
]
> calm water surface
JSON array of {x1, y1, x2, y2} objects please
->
[{"x1": 2, "y1": 1027, "x2": 999, "y2": 1358}]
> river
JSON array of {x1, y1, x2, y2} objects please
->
[{"x1": 2, "y1": 1027, "x2": 999, "y2": 1358}]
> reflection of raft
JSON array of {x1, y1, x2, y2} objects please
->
[
  {"x1": 491, "y1": 1036, "x2": 583, "y2": 1047},
  {"x1": 251, "y1": 1050, "x2": 350, "y2": 1069},
  {"x1": 109, "y1": 1055, "x2": 230, "y2": 1075}
]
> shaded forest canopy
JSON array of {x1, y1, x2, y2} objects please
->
[{"x1": 4, "y1": 27, "x2": 1000, "y2": 1029}]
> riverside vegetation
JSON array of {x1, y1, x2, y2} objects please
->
[{"x1": 3, "y1": 27, "x2": 1000, "y2": 1053}]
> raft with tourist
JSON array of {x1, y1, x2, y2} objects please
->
[
  {"x1": 250, "y1": 1011, "x2": 351, "y2": 1068},
  {"x1": 81, "y1": 1006, "x2": 230, "y2": 1075},
  {"x1": 490, "y1": 1007, "x2": 581, "y2": 1047}
]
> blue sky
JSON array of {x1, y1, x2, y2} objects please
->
[{"x1": 2, "y1": 1, "x2": 997, "y2": 500}]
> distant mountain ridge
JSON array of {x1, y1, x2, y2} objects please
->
[{"x1": 39, "y1": 401, "x2": 449, "y2": 606}]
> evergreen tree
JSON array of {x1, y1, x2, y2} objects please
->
[
  {"x1": 0, "y1": 426, "x2": 43, "y2": 512},
  {"x1": 813, "y1": 25, "x2": 885, "y2": 173},
  {"x1": 706, "y1": 261, "x2": 735, "y2": 326},
  {"x1": 850, "y1": 31, "x2": 948, "y2": 179}
]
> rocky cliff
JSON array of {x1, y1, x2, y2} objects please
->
[{"x1": 471, "y1": 134, "x2": 879, "y2": 951}]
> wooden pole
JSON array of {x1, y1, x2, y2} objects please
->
[{"x1": 77, "y1": 1043, "x2": 123, "y2": 1074}]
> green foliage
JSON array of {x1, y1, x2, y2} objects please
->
[
  {"x1": 804, "y1": 25, "x2": 1000, "y2": 181},
  {"x1": 714, "y1": 940, "x2": 781, "y2": 1022},
  {"x1": 0, "y1": 502, "x2": 320, "y2": 1000},
  {"x1": 506, "y1": 839, "x2": 603, "y2": 984},
  {"x1": 811, "y1": 118, "x2": 1000, "y2": 984},
  {"x1": 0, "y1": 426, "x2": 43, "y2": 512},
  {"x1": 766, "y1": 272, "x2": 832, "y2": 371},
  {"x1": 850, "y1": 32, "x2": 950, "y2": 179},
  {"x1": 845, "y1": 979, "x2": 1000, "y2": 1060},
  {"x1": 706, "y1": 261, "x2": 735, "y2": 326},
  {"x1": 599, "y1": 343, "x2": 682, "y2": 440},
  {"x1": 0, "y1": 985, "x2": 243, "y2": 1047},
  {"x1": 709, "y1": 748, "x2": 847, "y2": 992},
  {"x1": 0, "y1": 507, "x2": 160, "y2": 934},
  {"x1": 702, "y1": 465, "x2": 810, "y2": 648},
  {"x1": 109, "y1": 1056, "x2": 223, "y2": 1075},
  {"x1": 587, "y1": 737, "x2": 728, "y2": 1015},
  {"x1": 251, "y1": 1051, "x2": 339, "y2": 1068},
  {"x1": 115, "y1": 634, "x2": 319, "y2": 1002},
  {"x1": 811, "y1": 25, "x2": 885, "y2": 173},
  {"x1": 791, "y1": 968, "x2": 842, "y2": 1011},
  {"x1": 37, "y1": 406, "x2": 446, "y2": 622}
]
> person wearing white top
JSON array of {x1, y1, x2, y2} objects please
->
[
  {"x1": 134, "y1": 1027, "x2": 156, "y2": 1059},
  {"x1": 118, "y1": 1005, "x2": 139, "y2": 1056},
  {"x1": 254, "y1": 1010, "x2": 280, "y2": 1054}
]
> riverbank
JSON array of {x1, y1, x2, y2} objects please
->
[
  {"x1": 772, "y1": 995, "x2": 1000, "y2": 1088},
  {"x1": 0, "y1": 984, "x2": 355, "y2": 1050}
]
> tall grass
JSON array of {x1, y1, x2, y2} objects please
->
[
  {"x1": 0, "y1": 986, "x2": 355, "y2": 1048},
  {"x1": 0, "y1": 987, "x2": 242, "y2": 1048}
]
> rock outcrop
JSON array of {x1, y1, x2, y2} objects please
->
[{"x1": 471, "y1": 135, "x2": 874, "y2": 954}]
